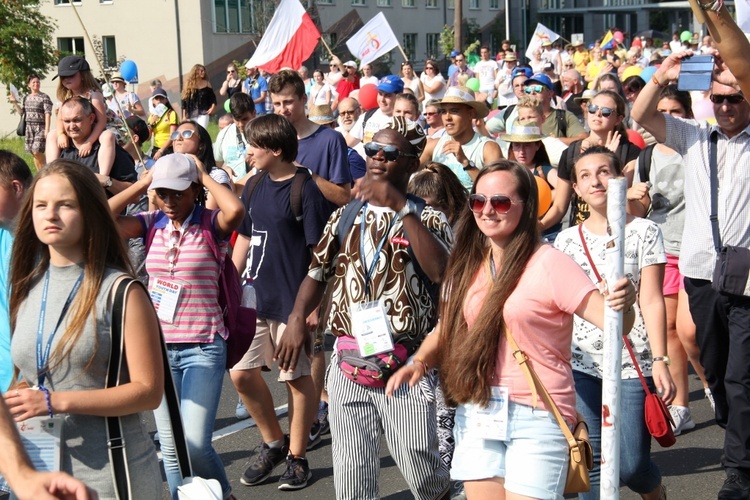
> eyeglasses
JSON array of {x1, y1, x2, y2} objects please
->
[
  {"x1": 425, "y1": 66, "x2": 435, "y2": 71},
  {"x1": 363, "y1": 142, "x2": 417, "y2": 161},
  {"x1": 165, "y1": 229, "x2": 182, "y2": 276},
  {"x1": 455, "y1": 58, "x2": 465, "y2": 62},
  {"x1": 170, "y1": 129, "x2": 196, "y2": 141},
  {"x1": 227, "y1": 69, "x2": 236, "y2": 74},
  {"x1": 423, "y1": 111, "x2": 438, "y2": 116},
  {"x1": 468, "y1": 194, "x2": 524, "y2": 214},
  {"x1": 155, "y1": 189, "x2": 187, "y2": 202},
  {"x1": 524, "y1": 85, "x2": 545, "y2": 94},
  {"x1": 709, "y1": 93, "x2": 745, "y2": 105},
  {"x1": 587, "y1": 104, "x2": 616, "y2": 117},
  {"x1": 339, "y1": 109, "x2": 358, "y2": 116}
]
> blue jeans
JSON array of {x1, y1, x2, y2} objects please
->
[
  {"x1": 154, "y1": 335, "x2": 230, "y2": 499},
  {"x1": 573, "y1": 371, "x2": 661, "y2": 499}
]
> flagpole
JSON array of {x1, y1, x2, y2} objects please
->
[
  {"x1": 319, "y1": 36, "x2": 335, "y2": 60},
  {"x1": 600, "y1": 177, "x2": 627, "y2": 500},
  {"x1": 397, "y1": 44, "x2": 409, "y2": 62}
]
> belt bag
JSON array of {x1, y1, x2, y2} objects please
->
[
  {"x1": 712, "y1": 246, "x2": 750, "y2": 297},
  {"x1": 707, "y1": 131, "x2": 750, "y2": 297},
  {"x1": 336, "y1": 336, "x2": 408, "y2": 388}
]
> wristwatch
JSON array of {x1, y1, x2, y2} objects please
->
[
  {"x1": 652, "y1": 356, "x2": 671, "y2": 366},
  {"x1": 463, "y1": 160, "x2": 476, "y2": 171},
  {"x1": 396, "y1": 199, "x2": 418, "y2": 220},
  {"x1": 104, "y1": 176, "x2": 113, "y2": 188}
]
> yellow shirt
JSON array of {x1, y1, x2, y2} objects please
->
[{"x1": 150, "y1": 110, "x2": 178, "y2": 149}]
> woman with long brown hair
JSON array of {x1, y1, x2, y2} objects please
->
[
  {"x1": 387, "y1": 160, "x2": 636, "y2": 499},
  {"x1": 181, "y1": 64, "x2": 216, "y2": 128},
  {"x1": 4, "y1": 160, "x2": 163, "y2": 498}
]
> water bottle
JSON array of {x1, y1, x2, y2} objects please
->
[{"x1": 241, "y1": 279, "x2": 256, "y2": 309}]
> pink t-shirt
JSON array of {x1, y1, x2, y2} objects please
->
[{"x1": 462, "y1": 244, "x2": 596, "y2": 425}]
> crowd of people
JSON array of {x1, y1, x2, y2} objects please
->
[{"x1": 2, "y1": 6, "x2": 750, "y2": 500}]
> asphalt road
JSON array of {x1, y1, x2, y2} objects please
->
[{"x1": 150, "y1": 355, "x2": 725, "y2": 500}]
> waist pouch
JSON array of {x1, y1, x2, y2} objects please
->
[{"x1": 336, "y1": 336, "x2": 410, "y2": 388}]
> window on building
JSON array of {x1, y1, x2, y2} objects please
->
[
  {"x1": 58, "y1": 37, "x2": 85, "y2": 56},
  {"x1": 100, "y1": 0, "x2": 113, "y2": 4},
  {"x1": 377, "y1": 0, "x2": 392, "y2": 6},
  {"x1": 54, "y1": 0, "x2": 82, "y2": 4},
  {"x1": 403, "y1": 0, "x2": 415, "y2": 6},
  {"x1": 317, "y1": 0, "x2": 334, "y2": 4},
  {"x1": 426, "y1": 33, "x2": 440, "y2": 59},
  {"x1": 489, "y1": 0, "x2": 499, "y2": 8},
  {"x1": 426, "y1": 0, "x2": 438, "y2": 6},
  {"x1": 214, "y1": 0, "x2": 256, "y2": 33},
  {"x1": 353, "y1": 0, "x2": 366, "y2": 5},
  {"x1": 470, "y1": 0, "x2": 479, "y2": 8},
  {"x1": 403, "y1": 33, "x2": 417, "y2": 61},
  {"x1": 447, "y1": 0, "x2": 454, "y2": 8},
  {"x1": 102, "y1": 36, "x2": 117, "y2": 69}
]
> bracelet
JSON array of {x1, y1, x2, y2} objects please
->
[
  {"x1": 651, "y1": 75, "x2": 667, "y2": 88},
  {"x1": 38, "y1": 385, "x2": 54, "y2": 418},
  {"x1": 699, "y1": 0, "x2": 723, "y2": 11},
  {"x1": 413, "y1": 357, "x2": 429, "y2": 374}
]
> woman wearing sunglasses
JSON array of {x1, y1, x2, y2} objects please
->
[
  {"x1": 387, "y1": 160, "x2": 636, "y2": 499},
  {"x1": 420, "y1": 59, "x2": 447, "y2": 103},
  {"x1": 541, "y1": 90, "x2": 642, "y2": 231},
  {"x1": 170, "y1": 121, "x2": 234, "y2": 209},
  {"x1": 109, "y1": 153, "x2": 244, "y2": 500}
]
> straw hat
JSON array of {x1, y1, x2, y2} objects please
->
[
  {"x1": 574, "y1": 89, "x2": 597, "y2": 104},
  {"x1": 435, "y1": 86, "x2": 489, "y2": 119},
  {"x1": 499, "y1": 124, "x2": 546, "y2": 143},
  {"x1": 309, "y1": 104, "x2": 335, "y2": 125}
]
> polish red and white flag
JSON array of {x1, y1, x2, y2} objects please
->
[{"x1": 245, "y1": 0, "x2": 320, "y2": 73}]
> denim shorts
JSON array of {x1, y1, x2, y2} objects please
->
[{"x1": 451, "y1": 400, "x2": 569, "y2": 500}]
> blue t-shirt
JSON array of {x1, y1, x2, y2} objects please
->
[
  {"x1": 296, "y1": 125, "x2": 352, "y2": 209},
  {"x1": 0, "y1": 228, "x2": 13, "y2": 392},
  {"x1": 245, "y1": 76, "x2": 268, "y2": 115},
  {"x1": 238, "y1": 172, "x2": 333, "y2": 322},
  {"x1": 348, "y1": 148, "x2": 366, "y2": 182}
]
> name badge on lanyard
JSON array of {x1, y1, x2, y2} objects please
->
[
  {"x1": 350, "y1": 300, "x2": 394, "y2": 357},
  {"x1": 465, "y1": 386, "x2": 510, "y2": 441}
]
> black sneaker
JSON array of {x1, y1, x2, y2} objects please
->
[
  {"x1": 318, "y1": 401, "x2": 330, "y2": 435},
  {"x1": 307, "y1": 419, "x2": 322, "y2": 450},
  {"x1": 719, "y1": 469, "x2": 750, "y2": 500},
  {"x1": 240, "y1": 435, "x2": 289, "y2": 486},
  {"x1": 278, "y1": 455, "x2": 312, "y2": 491}
]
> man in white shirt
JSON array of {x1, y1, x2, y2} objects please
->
[
  {"x1": 346, "y1": 75, "x2": 403, "y2": 147},
  {"x1": 473, "y1": 46, "x2": 498, "y2": 107}
]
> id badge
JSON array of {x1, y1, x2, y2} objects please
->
[
  {"x1": 350, "y1": 300, "x2": 394, "y2": 357},
  {"x1": 150, "y1": 278, "x2": 183, "y2": 324},
  {"x1": 17, "y1": 416, "x2": 63, "y2": 471},
  {"x1": 465, "y1": 386, "x2": 509, "y2": 441}
]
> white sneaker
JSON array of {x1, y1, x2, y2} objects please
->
[
  {"x1": 669, "y1": 405, "x2": 696, "y2": 436},
  {"x1": 236, "y1": 398, "x2": 250, "y2": 420},
  {"x1": 705, "y1": 387, "x2": 716, "y2": 411}
]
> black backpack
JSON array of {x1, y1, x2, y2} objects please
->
[
  {"x1": 242, "y1": 166, "x2": 312, "y2": 222},
  {"x1": 335, "y1": 195, "x2": 441, "y2": 318},
  {"x1": 637, "y1": 143, "x2": 657, "y2": 183}
]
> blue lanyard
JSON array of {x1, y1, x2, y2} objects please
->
[
  {"x1": 36, "y1": 269, "x2": 84, "y2": 388},
  {"x1": 360, "y1": 204, "x2": 397, "y2": 297}
]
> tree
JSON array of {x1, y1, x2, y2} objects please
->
[{"x1": 0, "y1": 0, "x2": 57, "y2": 93}]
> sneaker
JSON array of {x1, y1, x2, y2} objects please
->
[
  {"x1": 236, "y1": 398, "x2": 250, "y2": 420},
  {"x1": 278, "y1": 455, "x2": 312, "y2": 490},
  {"x1": 705, "y1": 387, "x2": 716, "y2": 411},
  {"x1": 719, "y1": 468, "x2": 750, "y2": 500},
  {"x1": 668, "y1": 405, "x2": 696, "y2": 436},
  {"x1": 317, "y1": 401, "x2": 330, "y2": 435},
  {"x1": 240, "y1": 435, "x2": 289, "y2": 486},
  {"x1": 153, "y1": 431, "x2": 159, "y2": 444},
  {"x1": 307, "y1": 419, "x2": 322, "y2": 450}
]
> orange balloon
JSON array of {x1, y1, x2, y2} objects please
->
[{"x1": 535, "y1": 175, "x2": 552, "y2": 218}]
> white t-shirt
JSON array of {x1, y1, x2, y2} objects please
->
[
  {"x1": 360, "y1": 76, "x2": 379, "y2": 87},
  {"x1": 108, "y1": 91, "x2": 141, "y2": 118},
  {"x1": 420, "y1": 73, "x2": 446, "y2": 102},
  {"x1": 473, "y1": 60, "x2": 498, "y2": 91},
  {"x1": 350, "y1": 108, "x2": 393, "y2": 145},
  {"x1": 213, "y1": 123, "x2": 248, "y2": 180},
  {"x1": 554, "y1": 218, "x2": 667, "y2": 379}
]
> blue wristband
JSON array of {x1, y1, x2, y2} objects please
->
[{"x1": 38, "y1": 385, "x2": 54, "y2": 418}]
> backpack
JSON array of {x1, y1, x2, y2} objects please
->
[
  {"x1": 242, "y1": 166, "x2": 312, "y2": 222},
  {"x1": 637, "y1": 143, "x2": 657, "y2": 184},
  {"x1": 360, "y1": 108, "x2": 378, "y2": 137},
  {"x1": 144, "y1": 208, "x2": 256, "y2": 368},
  {"x1": 335, "y1": 195, "x2": 441, "y2": 314}
]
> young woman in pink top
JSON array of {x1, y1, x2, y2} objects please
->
[
  {"x1": 109, "y1": 153, "x2": 244, "y2": 500},
  {"x1": 387, "y1": 160, "x2": 636, "y2": 499}
]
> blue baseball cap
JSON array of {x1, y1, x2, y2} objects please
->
[
  {"x1": 511, "y1": 67, "x2": 533, "y2": 80},
  {"x1": 450, "y1": 50, "x2": 461, "y2": 58},
  {"x1": 524, "y1": 73, "x2": 553, "y2": 91},
  {"x1": 377, "y1": 75, "x2": 404, "y2": 94}
]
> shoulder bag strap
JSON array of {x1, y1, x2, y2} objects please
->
[
  {"x1": 503, "y1": 328, "x2": 578, "y2": 450},
  {"x1": 709, "y1": 131, "x2": 721, "y2": 251}
]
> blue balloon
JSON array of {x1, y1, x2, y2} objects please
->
[
  {"x1": 120, "y1": 59, "x2": 138, "y2": 83},
  {"x1": 640, "y1": 66, "x2": 657, "y2": 84}
]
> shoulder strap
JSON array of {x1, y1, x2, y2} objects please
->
[
  {"x1": 637, "y1": 144, "x2": 656, "y2": 184},
  {"x1": 556, "y1": 109, "x2": 567, "y2": 137},
  {"x1": 290, "y1": 167, "x2": 313, "y2": 222},
  {"x1": 709, "y1": 131, "x2": 721, "y2": 250},
  {"x1": 362, "y1": 107, "x2": 377, "y2": 130},
  {"x1": 503, "y1": 103, "x2": 516, "y2": 122},
  {"x1": 143, "y1": 211, "x2": 168, "y2": 252},
  {"x1": 243, "y1": 171, "x2": 268, "y2": 207},
  {"x1": 336, "y1": 199, "x2": 365, "y2": 248}
]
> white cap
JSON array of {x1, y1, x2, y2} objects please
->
[{"x1": 148, "y1": 153, "x2": 199, "y2": 192}]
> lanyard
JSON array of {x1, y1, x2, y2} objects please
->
[
  {"x1": 165, "y1": 207, "x2": 194, "y2": 277},
  {"x1": 36, "y1": 269, "x2": 84, "y2": 387},
  {"x1": 360, "y1": 204, "x2": 396, "y2": 297}
]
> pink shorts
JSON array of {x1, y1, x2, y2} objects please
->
[{"x1": 663, "y1": 253, "x2": 685, "y2": 296}]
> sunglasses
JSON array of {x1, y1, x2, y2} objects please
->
[
  {"x1": 425, "y1": 66, "x2": 435, "y2": 70},
  {"x1": 468, "y1": 194, "x2": 524, "y2": 214},
  {"x1": 423, "y1": 111, "x2": 438, "y2": 116},
  {"x1": 170, "y1": 129, "x2": 197, "y2": 141},
  {"x1": 456, "y1": 58, "x2": 465, "y2": 62},
  {"x1": 587, "y1": 104, "x2": 616, "y2": 117},
  {"x1": 155, "y1": 189, "x2": 187, "y2": 201},
  {"x1": 339, "y1": 109, "x2": 358, "y2": 116},
  {"x1": 524, "y1": 85, "x2": 545, "y2": 94},
  {"x1": 363, "y1": 142, "x2": 417, "y2": 161},
  {"x1": 227, "y1": 69, "x2": 236, "y2": 74},
  {"x1": 709, "y1": 93, "x2": 745, "y2": 105}
]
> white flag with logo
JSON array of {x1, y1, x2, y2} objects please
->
[
  {"x1": 346, "y1": 12, "x2": 400, "y2": 68},
  {"x1": 525, "y1": 23, "x2": 561, "y2": 60},
  {"x1": 736, "y1": 0, "x2": 750, "y2": 33}
]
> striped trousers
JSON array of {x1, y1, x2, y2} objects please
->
[{"x1": 327, "y1": 358, "x2": 450, "y2": 500}]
